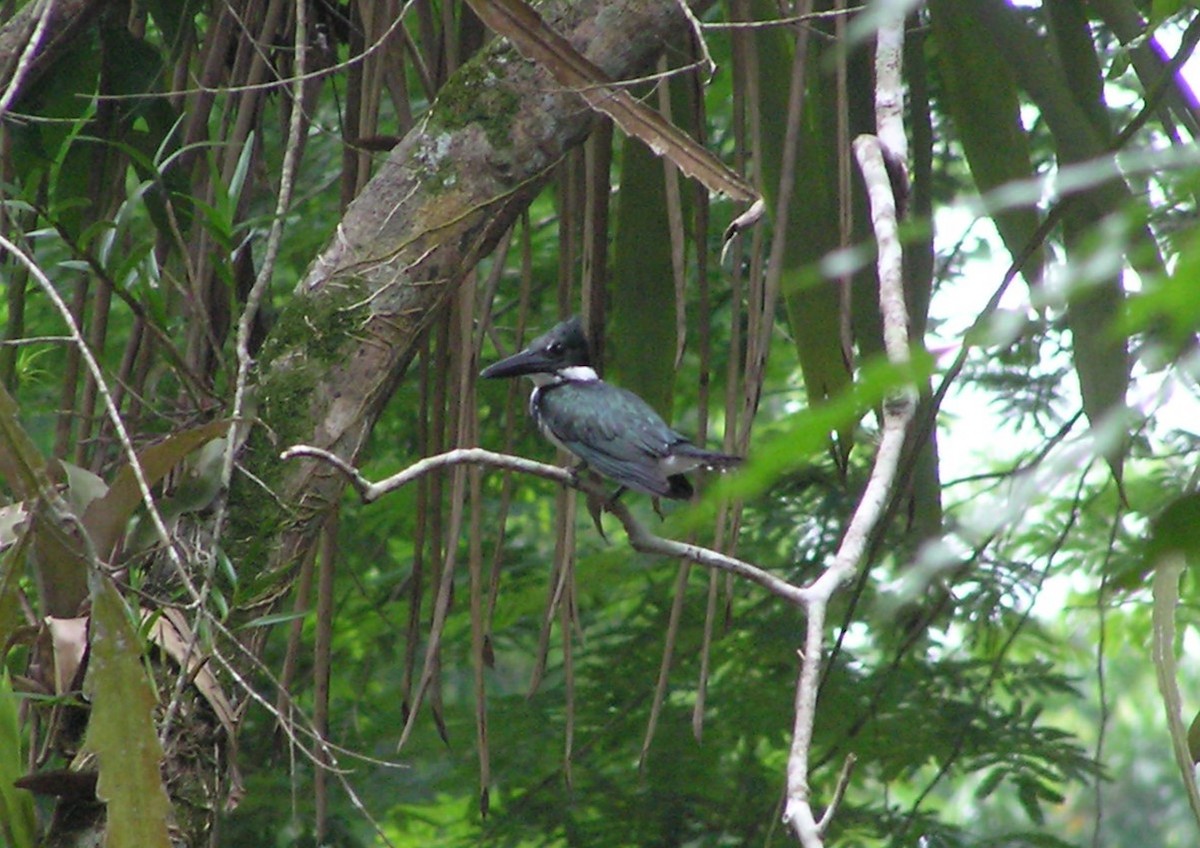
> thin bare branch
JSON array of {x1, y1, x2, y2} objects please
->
[
  {"x1": 280, "y1": 445, "x2": 810, "y2": 606},
  {"x1": 701, "y1": 6, "x2": 866, "y2": 30},
  {"x1": 220, "y1": 0, "x2": 309, "y2": 511},
  {"x1": 0, "y1": 0, "x2": 54, "y2": 119},
  {"x1": 817, "y1": 754, "x2": 857, "y2": 833}
]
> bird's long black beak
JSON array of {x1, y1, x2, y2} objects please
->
[{"x1": 480, "y1": 345, "x2": 552, "y2": 379}]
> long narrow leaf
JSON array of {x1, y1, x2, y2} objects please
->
[{"x1": 85, "y1": 576, "x2": 172, "y2": 848}]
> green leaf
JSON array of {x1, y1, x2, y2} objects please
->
[
  {"x1": 0, "y1": 383, "x2": 88, "y2": 617},
  {"x1": 0, "y1": 382, "x2": 51, "y2": 502},
  {"x1": 237, "y1": 609, "x2": 309, "y2": 629},
  {"x1": 1150, "y1": 0, "x2": 1185, "y2": 25},
  {"x1": 0, "y1": 517, "x2": 31, "y2": 669},
  {"x1": 928, "y1": 0, "x2": 1044, "y2": 283},
  {"x1": 1188, "y1": 709, "x2": 1200, "y2": 765},
  {"x1": 82, "y1": 421, "x2": 229, "y2": 560},
  {"x1": 1145, "y1": 493, "x2": 1200, "y2": 568},
  {"x1": 84, "y1": 577, "x2": 172, "y2": 848},
  {"x1": 752, "y1": 0, "x2": 857, "y2": 457},
  {"x1": 59, "y1": 461, "x2": 109, "y2": 516},
  {"x1": 0, "y1": 671, "x2": 37, "y2": 848},
  {"x1": 974, "y1": 767, "x2": 1006, "y2": 800},
  {"x1": 1016, "y1": 777, "x2": 1047, "y2": 825},
  {"x1": 143, "y1": 0, "x2": 201, "y2": 52},
  {"x1": 611, "y1": 128, "x2": 677, "y2": 419}
]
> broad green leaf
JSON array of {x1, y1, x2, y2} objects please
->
[
  {"x1": 29, "y1": 512, "x2": 89, "y2": 620},
  {"x1": 84, "y1": 577, "x2": 172, "y2": 848},
  {"x1": 0, "y1": 383, "x2": 88, "y2": 617},
  {"x1": 1188, "y1": 709, "x2": 1200, "y2": 765},
  {"x1": 0, "y1": 672, "x2": 36, "y2": 848},
  {"x1": 0, "y1": 382, "x2": 50, "y2": 502},
  {"x1": 1046, "y1": 2, "x2": 1109, "y2": 134},
  {"x1": 59, "y1": 462, "x2": 108, "y2": 516},
  {"x1": 1145, "y1": 493, "x2": 1200, "y2": 567},
  {"x1": 1151, "y1": 0, "x2": 1185, "y2": 23},
  {"x1": 1047, "y1": 5, "x2": 1130, "y2": 483},
  {"x1": 0, "y1": 518, "x2": 30, "y2": 669},
  {"x1": 970, "y1": 0, "x2": 1133, "y2": 482},
  {"x1": 143, "y1": 0, "x2": 202, "y2": 53},
  {"x1": 1062, "y1": 222, "x2": 1130, "y2": 484}
]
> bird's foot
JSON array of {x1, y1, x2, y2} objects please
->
[{"x1": 584, "y1": 489, "x2": 609, "y2": 542}]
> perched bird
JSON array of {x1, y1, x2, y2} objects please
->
[{"x1": 480, "y1": 316, "x2": 741, "y2": 500}]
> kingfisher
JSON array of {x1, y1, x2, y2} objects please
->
[{"x1": 480, "y1": 316, "x2": 741, "y2": 500}]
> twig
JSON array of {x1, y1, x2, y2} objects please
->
[
  {"x1": 0, "y1": 0, "x2": 54, "y2": 119},
  {"x1": 675, "y1": 0, "x2": 716, "y2": 81},
  {"x1": 700, "y1": 6, "x2": 867, "y2": 30},
  {"x1": 217, "y1": 0, "x2": 309, "y2": 525},
  {"x1": 280, "y1": 445, "x2": 810, "y2": 607},
  {"x1": 817, "y1": 754, "x2": 857, "y2": 833}
]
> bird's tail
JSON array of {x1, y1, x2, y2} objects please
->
[{"x1": 676, "y1": 444, "x2": 742, "y2": 471}]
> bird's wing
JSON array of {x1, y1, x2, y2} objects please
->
[{"x1": 538, "y1": 381, "x2": 684, "y2": 495}]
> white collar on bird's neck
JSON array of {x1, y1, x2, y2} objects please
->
[{"x1": 528, "y1": 365, "x2": 599, "y2": 386}]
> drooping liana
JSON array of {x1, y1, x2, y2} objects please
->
[{"x1": 480, "y1": 317, "x2": 741, "y2": 500}]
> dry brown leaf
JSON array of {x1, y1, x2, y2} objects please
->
[
  {"x1": 46, "y1": 615, "x2": 88, "y2": 695},
  {"x1": 142, "y1": 606, "x2": 245, "y2": 808},
  {"x1": 142, "y1": 607, "x2": 237, "y2": 742}
]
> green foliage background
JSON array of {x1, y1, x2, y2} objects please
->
[{"x1": 2, "y1": 1, "x2": 1200, "y2": 847}]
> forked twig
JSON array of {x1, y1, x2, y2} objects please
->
[{"x1": 280, "y1": 445, "x2": 810, "y2": 607}]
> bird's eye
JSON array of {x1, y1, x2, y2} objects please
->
[{"x1": 547, "y1": 342, "x2": 562, "y2": 354}]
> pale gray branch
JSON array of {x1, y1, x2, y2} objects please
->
[
  {"x1": 280, "y1": 445, "x2": 809, "y2": 606},
  {"x1": 781, "y1": 6, "x2": 916, "y2": 843}
]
